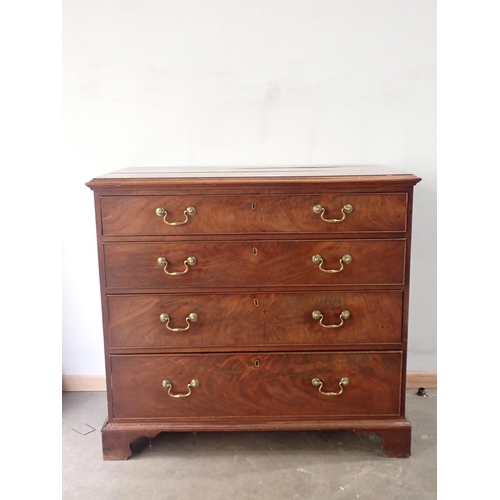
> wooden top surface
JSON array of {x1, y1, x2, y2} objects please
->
[{"x1": 91, "y1": 165, "x2": 414, "y2": 178}]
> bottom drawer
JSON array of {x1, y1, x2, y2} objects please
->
[{"x1": 110, "y1": 352, "x2": 402, "y2": 420}]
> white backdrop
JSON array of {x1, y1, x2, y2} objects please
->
[{"x1": 62, "y1": 0, "x2": 436, "y2": 376}]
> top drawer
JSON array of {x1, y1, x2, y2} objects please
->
[{"x1": 100, "y1": 194, "x2": 408, "y2": 236}]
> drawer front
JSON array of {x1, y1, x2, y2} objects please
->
[
  {"x1": 108, "y1": 291, "x2": 403, "y2": 348},
  {"x1": 110, "y1": 352, "x2": 402, "y2": 419},
  {"x1": 104, "y1": 239, "x2": 405, "y2": 289},
  {"x1": 100, "y1": 194, "x2": 407, "y2": 235}
]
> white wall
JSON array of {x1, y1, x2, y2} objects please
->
[{"x1": 62, "y1": 0, "x2": 436, "y2": 375}]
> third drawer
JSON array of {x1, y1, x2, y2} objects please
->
[{"x1": 108, "y1": 291, "x2": 403, "y2": 349}]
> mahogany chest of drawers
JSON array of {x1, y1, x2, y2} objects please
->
[{"x1": 86, "y1": 166, "x2": 421, "y2": 460}]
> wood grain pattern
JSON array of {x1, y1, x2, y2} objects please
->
[
  {"x1": 110, "y1": 352, "x2": 402, "y2": 420},
  {"x1": 103, "y1": 239, "x2": 406, "y2": 289},
  {"x1": 100, "y1": 193, "x2": 407, "y2": 235},
  {"x1": 107, "y1": 291, "x2": 403, "y2": 349}
]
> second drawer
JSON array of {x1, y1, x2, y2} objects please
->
[
  {"x1": 108, "y1": 291, "x2": 403, "y2": 349},
  {"x1": 104, "y1": 239, "x2": 406, "y2": 289}
]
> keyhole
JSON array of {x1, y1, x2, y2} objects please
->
[
  {"x1": 254, "y1": 360, "x2": 260, "y2": 367},
  {"x1": 252, "y1": 202, "x2": 257, "y2": 210},
  {"x1": 254, "y1": 298, "x2": 259, "y2": 306},
  {"x1": 253, "y1": 247, "x2": 257, "y2": 255}
]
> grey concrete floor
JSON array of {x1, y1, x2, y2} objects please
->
[{"x1": 62, "y1": 389, "x2": 436, "y2": 499}]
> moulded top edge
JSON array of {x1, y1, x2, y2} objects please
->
[{"x1": 86, "y1": 166, "x2": 421, "y2": 190}]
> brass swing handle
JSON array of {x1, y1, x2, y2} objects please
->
[
  {"x1": 312, "y1": 309, "x2": 351, "y2": 328},
  {"x1": 160, "y1": 312, "x2": 198, "y2": 331},
  {"x1": 313, "y1": 203, "x2": 353, "y2": 223},
  {"x1": 162, "y1": 379, "x2": 199, "y2": 398},
  {"x1": 156, "y1": 206, "x2": 196, "y2": 226},
  {"x1": 311, "y1": 377, "x2": 350, "y2": 396},
  {"x1": 157, "y1": 256, "x2": 197, "y2": 275},
  {"x1": 312, "y1": 253, "x2": 352, "y2": 273}
]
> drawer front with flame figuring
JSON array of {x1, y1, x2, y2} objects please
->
[
  {"x1": 110, "y1": 351, "x2": 403, "y2": 420},
  {"x1": 107, "y1": 291, "x2": 403, "y2": 349},
  {"x1": 103, "y1": 239, "x2": 406, "y2": 289},
  {"x1": 100, "y1": 193, "x2": 408, "y2": 236}
]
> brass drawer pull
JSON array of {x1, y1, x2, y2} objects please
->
[
  {"x1": 312, "y1": 253, "x2": 352, "y2": 273},
  {"x1": 162, "y1": 379, "x2": 199, "y2": 398},
  {"x1": 156, "y1": 206, "x2": 196, "y2": 226},
  {"x1": 313, "y1": 203, "x2": 353, "y2": 223},
  {"x1": 157, "y1": 256, "x2": 197, "y2": 275},
  {"x1": 312, "y1": 309, "x2": 351, "y2": 328},
  {"x1": 311, "y1": 377, "x2": 350, "y2": 396},
  {"x1": 160, "y1": 312, "x2": 198, "y2": 331}
]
